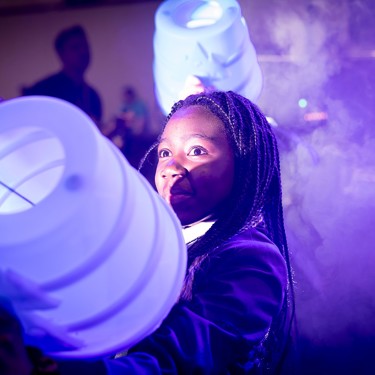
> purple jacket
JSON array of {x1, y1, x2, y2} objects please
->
[{"x1": 59, "y1": 227, "x2": 287, "y2": 374}]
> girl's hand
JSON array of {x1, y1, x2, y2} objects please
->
[
  {"x1": 0, "y1": 304, "x2": 59, "y2": 374},
  {"x1": 0, "y1": 304, "x2": 33, "y2": 375}
]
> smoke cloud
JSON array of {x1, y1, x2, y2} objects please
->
[{"x1": 240, "y1": 0, "x2": 375, "y2": 373}]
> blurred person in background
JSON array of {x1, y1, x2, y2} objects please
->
[{"x1": 22, "y1": 25, "x2": 102, "y2": 127}]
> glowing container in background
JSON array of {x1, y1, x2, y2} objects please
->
[
  {"x1": 0, "y1": 96, "x2": 186, "y2": 358},
  {"x1": 153, "y1": 0, "x2": 263, "y2": 114}
]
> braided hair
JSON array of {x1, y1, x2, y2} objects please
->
[{"x1": 140, "y1": 90, "x2": 294, "y2": 372}]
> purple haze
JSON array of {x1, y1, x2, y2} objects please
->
[{"x1": 242, "y1": 0, "x2": 375, "y2": 373}]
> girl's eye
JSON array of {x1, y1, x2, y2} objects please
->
[
  {"x1": 158, "y1": 149, "x2": 171, "y2": 158},
  {"x1": 188, "y1": 146, "x2": 207, "y2": 156}
]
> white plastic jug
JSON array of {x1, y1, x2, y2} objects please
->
[
  {"x1": 153, "y1": 0, "x2": 263, "y2": 114},
  {"x1": 0, "y1": 96, "x2": 187, "y2": 359}
]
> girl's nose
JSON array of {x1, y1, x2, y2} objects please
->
[{"x1": 161, "y1": 159, "x2": 187, "y2": 179}]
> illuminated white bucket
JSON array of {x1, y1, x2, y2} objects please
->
[
  {"x1": 0, "y1": 96, "x2": 186, "y2": 358},
  {"x1": 153, "y1": 0, "x2": 263, "y2": 114}
]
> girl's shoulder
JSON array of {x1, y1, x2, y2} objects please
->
[
  {"x1": 221, "y1": 227, "x2": 282, "y2": 259},
  {"x1": 204, "y1": 227, "x2": 287, "y2": 283}
]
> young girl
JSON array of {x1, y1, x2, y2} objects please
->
[{"x1": 1, "y1": 90, "x2": 294, "y2": 374}]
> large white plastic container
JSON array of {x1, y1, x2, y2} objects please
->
[
  {"x1": 153, "y1": 0, "x2": 263, "y2": 114},
  {"x1": 0, "y1": 96, "x2": 187, "y2": 358}
]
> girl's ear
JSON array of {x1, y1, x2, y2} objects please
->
[{"x1": 139, "y1": 145, "x2": 159, "y2": 189}]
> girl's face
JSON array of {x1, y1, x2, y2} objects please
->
[{"x1": 155, "y1": 105, "x2": 235, "y2": 226}]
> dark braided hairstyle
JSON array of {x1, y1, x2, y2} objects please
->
[{"x1": 140, "y1": 90, "x2": 294, "y2": 372}]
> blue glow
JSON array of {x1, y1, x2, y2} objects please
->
[
  {"x1": 186, "y1": 1, "x2": 223, "y2": 28},
  {"x1": 298, "y1": 98, "x2": 308, "y2": 108}
]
